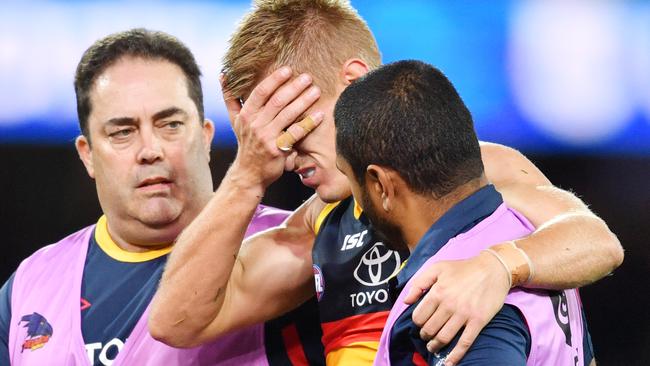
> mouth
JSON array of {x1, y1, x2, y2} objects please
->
[
  {"x1": 295, "y1": 167, "x2": 316, "y2": 180},
  {"x1": 295, "y1": 166, "x2": 320, "y2": 189},
  {"x1": 137, "y1": 176, "x2": 173, "y2": 191}
]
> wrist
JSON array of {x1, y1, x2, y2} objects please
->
[
  {"x1": 223, "y1": 164, "x2": 267, "y2": 199},
  {"x1": 486, "y1": 241, "x2": 535, "y2": 287},
  {"x1": 480, "y1": 249, "x2": 512, "y2": 289}
]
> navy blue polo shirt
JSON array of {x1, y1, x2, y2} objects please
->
[{"x1": 388, "y1": 185, "x2": 531, "y2": 365}]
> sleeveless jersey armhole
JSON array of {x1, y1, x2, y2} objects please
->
[{"x1": 313, "y1": 202, "x2": 341, "y2": 234}]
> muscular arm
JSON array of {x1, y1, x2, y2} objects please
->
[
  {"x1": 149, "y1": 182, "x2": 322, "y2": 347},
  {"x1": 406, "y1": 142, "x2": 622, "y2": 365},
  {"x1": 481, "y1": 141, "x2": 623, "y2": 288},
  {"x1": 150, "y1": 67, "x2": 327, "y2": 347}
]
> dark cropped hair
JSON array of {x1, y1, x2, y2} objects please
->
[
  {"x1": 334, "y1": 60, "x2": 483, "y2": 198},
  {"x1": 74, "y1": 28, "x2": 204, "y2": 139}
]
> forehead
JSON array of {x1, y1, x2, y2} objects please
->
[{"x1": 88, "y1": 57, "x2": 197, "y2": 123}]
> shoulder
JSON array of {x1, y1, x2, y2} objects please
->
[
  {"x1": 0, "y1": 273, "x2": 15, "y2": 329},
  {"x1": 301, "y1": 194, "x2": 338, "y2": 235},
  {"x1": 0, "y1": 274, "x2": 13, "y2": 365},
  {"x1": 479, "y1": 141, "x2": 550, "y2": 187},
  {"x1": 9, "y1": 225, "x2": 94, "y2": 302},
  {"x1": 16, "y1": 226, "x2": 94, "y2": 270},
  {"x1": 448, "y1": 305, "x2": 529, "y2": 365},
  {"x1": 479, "y1": 141, "x2": 523, "y2": 161}
]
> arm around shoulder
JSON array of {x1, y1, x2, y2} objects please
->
[{"x1": 480, "y1": 142, "x2": 623, "y2": 289}]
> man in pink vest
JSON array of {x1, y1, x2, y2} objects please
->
[
  {"x1": 333, "y1": 60, "x2": 595, "y2": 365},
  {"x1": 0, "y1": 29, "x2": 324, "y2": 365}
]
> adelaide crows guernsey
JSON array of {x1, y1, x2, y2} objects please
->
[{"x1": 312, "y1": 197, "x2": 408, "y2": 364}]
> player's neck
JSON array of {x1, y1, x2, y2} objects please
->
[{"x1": 401, "y1": 177, "x2": 488, "y2": 252}]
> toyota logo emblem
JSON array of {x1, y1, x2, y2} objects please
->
[{"x1": 353, "y1": 243, "x2": 402, "y2": 286}]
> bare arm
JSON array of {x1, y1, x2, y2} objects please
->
[
  {"x1": 481, "y1": 141, "x2": 623, "y2": 288},
  {"x1": 404, "y1": 142, "x2": 622, "y2": 365},
  {"x1": 149, "y1": 188, "x2": 322, "y2": 347},
  {"x1": 149, "y1": 67, "x2": 326, "y2": 347}
]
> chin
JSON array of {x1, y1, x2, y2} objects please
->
[
  {"x1": 136, "y1": 201, "x2": 182, "y2": 228},
  {"x1": 315, "y1": 183, "x2": 352, "y2": 204}
]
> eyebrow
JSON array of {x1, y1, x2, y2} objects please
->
[
  {"x1": 105, "y1": 116, "x2": 137, "y2": 126},
  {"x1": 152, "y1": 107, "x2": 188, "y2": 121},
  {"x1": 104, "y1": 107, "x2": 188, "y2": 127}
]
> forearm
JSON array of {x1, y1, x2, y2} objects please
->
[
  {"x1": 495, "y1": 184, "x2": 623, "y2": 290},
  {"x1": 149, "y1": 165, "x2": 264, "y2": 345},
  {"x1": 513, "y1": 211, "x2": 622, "y2": 289},
  {"x1": 480, "y1": 142, "x2": 623, "y2": 290}
]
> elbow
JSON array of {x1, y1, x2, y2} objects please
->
[
  {"x1": 592, "y1": 216, "x2": 624, "y2": 274},
  {"x1": 148, "y1": 309, "x2": 205, "y2": 349},
  {"x1": 606, "y1": 232, "x2": 624, "y2": 271}
]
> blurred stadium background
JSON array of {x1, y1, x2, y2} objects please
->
[{"x1": 1, "y1": 1, "x2": 648, "y2": 364}]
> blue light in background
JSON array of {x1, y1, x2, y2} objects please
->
[{"x1": 1, "y1": 0, "x2": 648, "y2": 155}]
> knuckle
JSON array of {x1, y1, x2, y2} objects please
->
[
  {"x1": 433, "y1": 284, "x2": 448, "y2": 297},
  {"x1": 426, "y1": 290, "x2": 443, "y2": 303},
  {"x1": 268, "y1": 94, "x2": 286, "y2": 108},
  {"x1": 427, "y1": 339, "x2": 440, "y2": 352},
  {"x1": 256, "y1": 84, "x2": 272, "y2": 98},
  {"x1": 457, "y1": 337, "x2": 473, "y2": 349},
  {"x1": 412, "y1": 314, "x2": 425, "y2": 327},
  {"x1": 467, "y1": 310, "x2": 486, "y2": 324},
  {"x1": 468, "y1": 310, "x2": 483, "y2": 322},
  {"x1": 287, "y1": 124, "x2": 304, "y2": 138},
  {"x1": 263, "y1": 142, "x2": 279, "y2": 157},
  {"x1": 440, "y1": 300, "x2": 456, "y2": 313},
  {"x1": 250, "y1": 126, "x2": 262, "y2": 138},
  {"x1": 237, "y1": 111, "x2": 250, "y2": 124},
  {"x1": 436, "y1": 332, "x2": 453, "y2": 345},
  {"x1": 447, "y1": 353, "x2": 461, "y2": 364},
  {"x1": 455, "y1": 309, "x2": 469, "y2": 320},
  {"x1": 252, "y1": 130, "x2": 268, "y2": 145},
  {"x1": 419, "y1": 329, "x2": 431, "y2": 340}
]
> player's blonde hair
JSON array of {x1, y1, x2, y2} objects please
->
[{"x1": 222, "y1": 0, "x2": 381, "y2": 99}]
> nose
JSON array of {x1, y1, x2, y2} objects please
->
[{"x1": 136, "y1": 128, "x2": 164, "y2": 164}]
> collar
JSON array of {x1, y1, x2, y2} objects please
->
[
  {"x1": 94, "y1": 215, "x2": 172, "y2": 262},
  {"x1": 395, "y1": 184, "x2": 503, "y2": 288}
]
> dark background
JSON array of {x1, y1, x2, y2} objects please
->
[{"x1": 1, "y1": 145, "x2": 647, "y2": 365}]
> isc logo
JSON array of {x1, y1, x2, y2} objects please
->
[{"x1": 340, "y1": 230, "x2": 368, "y2": 251}]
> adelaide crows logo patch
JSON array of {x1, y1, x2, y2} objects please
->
[{"x1": 19, "y1": 312, "x2": 53, "y2": 352}]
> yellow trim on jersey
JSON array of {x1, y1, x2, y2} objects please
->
[
  {"x1": 353, "y1": 200, "x2": 363, "y2": 219},
  {"x1": 314, "y1": 201, "x2": 341, "y2": 234},
  {"x1": 389, "y1": 259, "x2": 408, "y2": 281},
  {"x1": 326, "y1": 341, "x2": 379, "y2": 366},
  {"x1": 94, "y1": 215, "x2": 172, "y2": 263}
]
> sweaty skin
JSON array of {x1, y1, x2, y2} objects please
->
[{"x1": 149, "y1": 66, "x2": 622, "y2": 365}]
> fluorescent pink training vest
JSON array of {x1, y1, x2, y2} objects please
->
[
  {"x1": 8, "y1": 205, "x2": 289, "y2": 365},
  {"x1": 374, "y1": 203, "x2": 585, "y2": 366}
]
